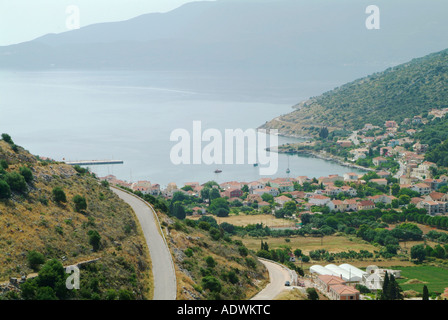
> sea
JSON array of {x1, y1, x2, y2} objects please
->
[{"x1": 0, "y1": 70, "x2": 365, "y2": 188}]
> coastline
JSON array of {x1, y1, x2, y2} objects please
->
[
  {"x1": 257, "y1": 127, "x2": 313, "y2": 141},
  {"x1": 269, "y1": 145, "x2": 373, "y2": 173},
  {"x1": 261, "y1": 126, "x2": 373, "y2": 173}
]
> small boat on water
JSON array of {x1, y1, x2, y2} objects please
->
[
  {"x1": 253, "y1": 163, "x2": 259, "y2": 167},
  {"x1": 214, "y1": 169, "x2": 222, "y2": 173}
]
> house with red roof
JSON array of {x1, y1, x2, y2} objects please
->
[
  {"x1": 327, "y1": 200, "x2": 348, "y2": 212},
  {"x1": 417, "y1": 200, "x2": 448, "y2": 216},
  {"x1": 315, "y1": 275, "x2": 346, "y2": 292},
  {"x1": 357, "y1": 200, "x2": 375, "y2": 210},
  {"x1": 411, "y1": 183, "x2": 431, "y2": 195},
  {"x1": 253, "y1": 186, "x2": 279, "y2": 197},
  {"x1": 329, "y1": 285, "x2": 360, "y2": 300},
  {"x1": 224, "y1": 188, "x2": 243, "y2": 199},
  {"x1": 425, "y1": 192, "x2": 448, "y2": 202},
  {"x1": 257, "y1": 201, "x2": 270, "y2": 208},
  {"x1": 275, "y1": 195, "x2": 293, "y2": 207},
  {"x1": 309, "y1": 194, "x2": 331, "y2": 206}
]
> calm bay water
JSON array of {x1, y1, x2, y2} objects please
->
[{"x1": 0, "y1": 70, "x2": 364, "y2": 188}]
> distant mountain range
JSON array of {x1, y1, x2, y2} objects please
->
[
  {"x1": 261, "y1": 47, "x2": 448, "y2": 136},
  {"x1": 1, "y1": 0, "x2": 448, "y2": 98}
]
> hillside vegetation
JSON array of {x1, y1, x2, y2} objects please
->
[
  {"x1": 162, "y1": 215, "x2": 269, "y2": 300},
  {"x1": 0, "y1": 135, "x2": 269, "y2": 300},
  {"x1": 122, "y1": 187, "x2": 269, "y2": 300},
  {"x1": 412, "y1": 116, "x2": 448, "y2": 168},
  {"x1": 0, "y1": 135, "x2": 152, "y2": 300},
  {"x1": 261, "y1": 48, "x2": 448, "y2": 136}
]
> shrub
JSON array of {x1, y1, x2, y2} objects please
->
[
  {"x1": 216, "y1": 207, "x2": 230, "y2": 217},
  {"x1": 52, "y1": 187, "x2": 67, "y2": 203},
  {"x1": 209, "y1": 197, "x2": 230, "y2": 214},
  {"x1": 73, "y1": 195, "x2": 87, "y2": 212},
  {"x1": 38, "y1": 196, "x2": 49, "y2": 206},
  {"x1": 237, "y1": 246, "x2": 249, "y2": 257},
  {"x1": 105, "y1": 289, "x2": 117, "y2": 300},
  {"x1": 306, "y1": 288, "x2": 319, "y2": 300},
  {"x1": 205, "y1": 256, "x2": 216, "y2": 268},
  {"x1": 185, "y1": 219, "x2": 197, "y2": 228},
  {"x1": 35, "y1": 287, "x2": 58, "y2": 300},
  {"x1": 27, "y1": 251, "x2": 46, "y2": 271},
  {"x1": 88, "y1": 230, "x2": 101, "y2": 251},
  {"x1": 170, "y1": 202, "x2": 186, "y2": 220},
  {"x1": 34, "y1": 259, "x2": 68, "y2": 299},
  {"x1": 209, "y1": 227, "x2": 221, "y2": 241},
  {"x1": 73, "y1": 165, "x2": 88, "y2": 174},
  {"x1": 201, "y1": 276, "x2": 222, "y2": 293},
  {"x1": 0, "y1": 159, "x2": 8, "y2": 169},
  {"x1": 1, "y1": 133, "x2": 13, "y2": 144},
  {"x1": 355, "y1": 284, "x2": 371, "y2": 294},
  {"x1": 118, "y1": 289, "x2": 134, "y2": 300},
  {"x1": 245, "y1": 257, "x2": 257, "y2": 269},
  {"x1": 6, "y1": 172, "x2": 27, "y2": 193},
  {"x1": 220, "y1": 222, "x2": 235, "y2": 234},
  {"x1": 256, "y1": 250, "x2": 271, "y2": 259},
  {"x1": 19, "y1": 166, "x2": 33, "y2": 183},
  {"x1": 100, "y1": 180, "x2": 110, "y2": 188},
  {"x1": 226, "y1": 271, "x2": 239, "y2": 284},
  {"x1": 54, "y1": 226, "x2": 64, "y2": 235},
  {"x1": 198, "y1": 221, "x2": 211, "y2": 231},
  {"x1": 0, "y1": 180, "x2": 11, "y2": 199},
  {"x1": 184, "y1": 248, "x2": 194, "y2": 257},
  {"x1": 173, "y1": 221, "x2": 185, "y2": 231}
]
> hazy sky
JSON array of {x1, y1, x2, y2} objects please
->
[{"x1": 0, "y1": 0, "x2": 213, "y2": 46}]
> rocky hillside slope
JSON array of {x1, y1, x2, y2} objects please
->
[{"x1": 0, "y1": 135, "x2": 152, "y2": 300}]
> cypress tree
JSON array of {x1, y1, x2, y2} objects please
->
[
  {"x1": 380, "y1": 271, "x2": 390, "y2": 300},
  {"x1": 264, "y1": 241, "x2": 269, "y2": 251},
  {"x1": 172, "y1": 202, "x2": 186, "y2": 220},
  {"x1": 260, "y1": 240, "x2": 269, "y2": 251},
  {"x1": 385, "y1": 273, "x2": 403, "y2": 300},
  {"x1": 392, "y1": 274, "x2": 403, "y2": 300},
  {"x1": 422, "y1": 285, "x2": 429, "y2": 300},
  {"x1": 388, "y1": 273, "x2": 397, "y2": 300},
  {"x1": 319, "y1": 127, "x2": 329, "y2": 139}
]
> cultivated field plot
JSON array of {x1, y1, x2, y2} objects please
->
[
  {"x1": 189, "y1": 214, "x2": 295, "y2": 228},
  {"x1": 236, "y1": 234, "x2": 377, "y2": 255},
  {"x1": 397, "y1": 266, "x2": 448, "y2": 294}
]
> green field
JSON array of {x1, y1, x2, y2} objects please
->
[{"x1": 397, "y1": 266, "x2": 448, "y2": 294}]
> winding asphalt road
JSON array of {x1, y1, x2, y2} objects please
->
[
  {"x1": 251, "y1": 259, "x2": 291, "y2": 300},
  {"x1": 111, "y1": 186, "x2": 290, "y2": 301},
  {"x1": 111, "y1": 187, "x2": 177, "y2": 300}
]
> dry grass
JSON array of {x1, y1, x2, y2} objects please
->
[
  {"x1": 388, "y1": 222, "x2": 448, "y2": 235},
  {"x1": 274, "y1": 288, "x2": 307, "y2": 300},
  {"x1": 189, "y1": 214, "x2": 295, "y2": 228},
  {"x1": 236, "y1": 234, "x2": 377, "y2": 256},
  {"x1": 0, "y1": 141, "x2": 152, "y2": 299},
  {"x1": 162, "y1": 215, "x2": 269, "y2": 300}
]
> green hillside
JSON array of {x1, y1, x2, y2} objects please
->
[
  {"x1": 262, "y1": 48, "x2": 448, "y2": 136},
  {"x1": 0, "y1": 135, "x2": 153, "y2": 300}
]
